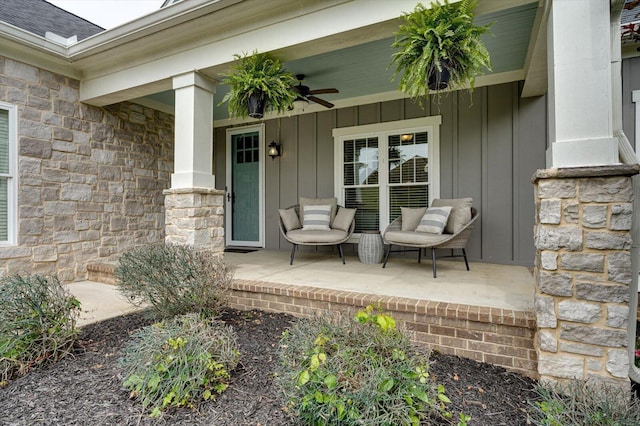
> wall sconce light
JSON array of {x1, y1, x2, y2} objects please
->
[{"x1": 268, "y1": 141, "x2": 281, "y2": 159}]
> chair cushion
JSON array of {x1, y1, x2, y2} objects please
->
[
  {"x1": 431, "y1": 198, "x2": 472, "y2": 234},
  {"x1": 279, "y1": 207, "x2": 301, "y2": 231},
  {"x1": 332, "y1": 207, "x2": 356, "y2": 231},
  {"x1": 302, "y1": 204, "x2": 332, "y2": 231},
  {"x1": 401, "y1": 207, "x2": 427, "y2": 231},
  {"x1": 384, "y1": 230, "x2": 449, "y2": 246},
  {"x1": 287, "y1": 229, "x2": 349, "y2": 244},
  {"x1": 415, "y1": 206, "x2": 452, "y2": 234},
  {"x1": 299, "y1": 197, "x2": 338, "y2": 224}
]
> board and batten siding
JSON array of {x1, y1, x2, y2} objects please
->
[
  {"x1": 215, "y1": 81, "x2": 547, "y2": 267},
  {"x1": 622, "y1": 56, "x2": 640, "y2": 149}
]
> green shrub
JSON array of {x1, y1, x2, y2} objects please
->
[
  {"x1": 0, "y1": 274, "x2": 81, "y2": 383},
  {"x1": 115, "y1": 244, "x2": 231, "y2": 318},
  {"x1": 530, "y1": 380, "x2": 640, "y2": 426},
  {"x1": 119, "y1": 313, "x2": 240, "y2": 417},
  {"x1": 277, "y1": 305, "x2": 456, "y2": 425}
]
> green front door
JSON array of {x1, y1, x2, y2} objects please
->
[{"x1": 226, "y1": 127, "x2": 263, "y2": 247}]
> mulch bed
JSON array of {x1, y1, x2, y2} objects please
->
[{"x1": 0, "y1": 308, "x2": 539, "y2": 425}]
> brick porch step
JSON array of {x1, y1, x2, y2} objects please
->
[{"x1": 87, "y1": 262, "x2": 117, "y2": 285}]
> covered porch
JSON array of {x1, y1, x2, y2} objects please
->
[
  {"x1": 222, "y1": 250, "x2": 538, "y2": 377},
  {"x1": 225, "y1": 250, "x2": 535, "y2": 312}
]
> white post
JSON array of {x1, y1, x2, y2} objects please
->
[
  {"x1": 171, "y1": 71, "x2": 216, "y2": 189},
  {"x1": 546, "y1": 0, "x2": 618, "y2": 168}
]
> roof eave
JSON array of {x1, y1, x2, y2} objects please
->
[
  {"x1": 0, "y1": 22, "x2": 82, "y2": 78},
  {"x1": 66, "y1": 0, "x2": 243, "y2": 60}
]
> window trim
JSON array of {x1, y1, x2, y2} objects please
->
[
  {"x1": 0, "y1": 101, "x2": 17, "y2": 246},
  {"x1": 333, "y1": 116, "x2": 442, "y2": 237}
]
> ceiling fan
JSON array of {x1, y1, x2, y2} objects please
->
[{"x1": 293, "y1": 74, "x2": 339, "y2": 108}]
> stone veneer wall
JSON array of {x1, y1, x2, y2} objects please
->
[
  {"x1": 0, "y1": 56, "x2": 173, "y2": 281},
  {"x1": 533, "y1": 165, "x2": 639, "y2": 387}
]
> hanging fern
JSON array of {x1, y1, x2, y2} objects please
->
[
  {"x1": 390, "y1": 0, "x2": 492, "y2": 102},
  {"x1": 220, "y1": 50, "x2": 297, "y2": 119}
]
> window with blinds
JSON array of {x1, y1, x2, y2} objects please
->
[
  {"x1": 335, "y1": 119, "x2": 438, "y2": 234},
  {"x1": 0, "y1": 103, "x2": 17, "y2": 245},
  {"x1": 342, "y1": 137, "x2": 380, "y2": 233},
  {"x1": 388, "y1": 131, "x2": 429, "y2": 222},
  {"x1": 0, "y1": 108, "x2": 10, "y2": 242}
]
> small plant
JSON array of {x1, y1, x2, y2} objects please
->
[
  {"x1": 277, "y1": 305, "x2": 458, "y2": 425},
  {"x1": 115, "y1": 244, "x2": 231, "y2": 318},
  {"x1": 0, "y1": 274, "x2": 81, "y2": 383},
  {"x1": 529, "y1": 380, "x2": 640, "y2": 426},
  {"x1": 119, "y1": 313, "x2": 240, "y2": 417},
  {"x1": 220, "y1": 50, "x2": 298, "y2": 119},
  {"x1": 390, "y1": 0, "x2": 491, "y2": 102}
]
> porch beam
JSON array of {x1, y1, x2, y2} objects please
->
[
  {"x1": 546, "y1": 0, "x2": 618, "y2": 168},
  {"x1": 171, "y1": 71, "x2": 216, "y2": 189}
]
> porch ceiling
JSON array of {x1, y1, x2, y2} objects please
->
[{"x1": 137, "y1": 1, "x2": 540, "y2": 121}]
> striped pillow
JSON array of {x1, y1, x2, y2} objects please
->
[
  {"x1": 302, "y1": 204, "x2": 332, "y2": 231},
  {"x1": 415, "y1": 206, "x2": 453, "y2": 234}
]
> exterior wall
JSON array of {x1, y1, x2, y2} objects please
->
[
  {"x1": 215, "y1": 82, "x2": 547, "y2": 266},
  {"x1": 533, "y1": 167, "x2": 637, "y2": 388},
  {"x1": 0, "y1": 56, "x2": 173, "y2": 281}
]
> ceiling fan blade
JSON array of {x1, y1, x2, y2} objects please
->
[
  {"x1": 308, "y1": 88, "x2": 339, "y2": 95},
  {"x1": 308, "y1": 96, "x2": 334, "y2": 108}
]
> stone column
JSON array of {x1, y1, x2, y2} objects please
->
[
  {"x1": 164, "y1": 187, "x2": 225, "y2": 252},
  {"x1": 164, "y1": 72, "x2": 224, "y2": 252},
  {"x1": 533, "y1": 165, "x2": 639, "y2": 388}
]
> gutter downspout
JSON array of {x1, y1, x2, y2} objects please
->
[{"x1": 611, "y1": 0, "x2": 640, "y2": 385}]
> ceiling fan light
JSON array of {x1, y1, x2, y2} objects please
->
[{"x1": 293, "y1": 97, "x2": 309, "y2": 113}]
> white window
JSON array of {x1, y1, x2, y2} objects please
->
[
  {"x1": 333, "y1": 116, "x2": 441, "y2": 234},
  {"x1": 0, "y1": 102, "x2": 17, "y2": 246}
]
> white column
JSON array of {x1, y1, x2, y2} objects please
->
[
  {"x1": 546, "y1": 0, "x2": 618, "y2": 168},
  {"x1": 171, "y1": 72, "x2": 216, "y2": 189}
]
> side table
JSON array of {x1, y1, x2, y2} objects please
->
[{"x1": 358, "y1": 230, "x2": 385, "y2": 264}]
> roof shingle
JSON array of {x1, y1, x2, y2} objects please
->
[{"x1": 0, "y1": 0, "x2": 104, "y2": 41}]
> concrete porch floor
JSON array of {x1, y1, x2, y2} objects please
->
[{"x1": 224, "y1": 249, "x2": 536, "y2": 312}]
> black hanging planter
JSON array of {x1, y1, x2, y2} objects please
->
[
  {"x1": 427, "y1": 65, "x2": 451, "y2": 91},
  {"x1": 248, "y1": 92, "x2": 266, "y2": 119}
]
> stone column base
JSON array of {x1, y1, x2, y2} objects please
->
[
  {"x1": 533, "y1": 164, "x2": 639, "y2": 389},
  {"x1": 163, "y1": 187, "x2": 225, "y2": 253}
]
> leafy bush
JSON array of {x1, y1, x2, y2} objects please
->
[
  {"x1": 530, "y1": 380, "x2": 640, "y2": 426},
  {"x1": 277, "y1": 305, "x2": 457, "y2": 425},
  {"x1": 119, "y1": 313, "x2": 240, "y2": 417},
  {"x1": 0, "y1": 274, "x2": 80, "y2": 383},
  {"x1": 115, "y1": 244, "x2": 231, "y2": 318}
]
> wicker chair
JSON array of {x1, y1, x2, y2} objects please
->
[
  {"x1": 278, "y1": 204, "x2": 356, "y2": 265},
  {"x1": 382, "y1": 205, "x2": 478, "y2": 278}
]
